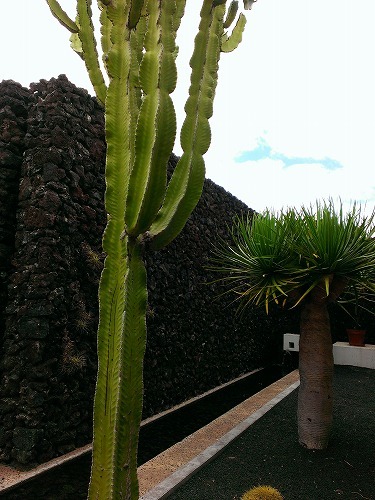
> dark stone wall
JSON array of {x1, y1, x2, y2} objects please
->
[
  {"x1": 0, "y1": 76, "x2": 106, "y2": 465},
  {"x1": 0, "y1": 82, "x2": 31, "y2": 354},
  {"x1": 143, "y1": 176, "x2": 296, "y2": 417},
  {"x1": 2, "y1": 75, "x2": 366, "y2": 468}
]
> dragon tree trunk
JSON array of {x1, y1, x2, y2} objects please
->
[{"x1": 298, "y1": 286, "x2": 333, "y2": 450}]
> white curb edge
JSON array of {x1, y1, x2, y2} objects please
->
[{"x1": 140, "y1": 380, "x2": 300, "y2": 500}]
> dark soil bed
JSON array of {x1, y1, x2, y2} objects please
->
[{"x1": 169, "y1": 365, "x2": 375, "y2": 500}]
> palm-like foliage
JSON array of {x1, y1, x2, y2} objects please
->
[
  {"x1": 295, "y1": 201, "x2": 375, "y2": 297},
  {"x1": 213, "y1": 200, "x2": 375, "y2": 311},
  {"x1": 211, "y1": 211, "x2": 304, "y2": 312}
]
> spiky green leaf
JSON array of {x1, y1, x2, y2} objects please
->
[{"x1": 212, "y1": 200, "x2": 375, "y2": 313}]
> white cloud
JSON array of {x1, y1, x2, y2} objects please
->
[{"x1": 206, "y1": 155, "x2": 375, "y2": 216}]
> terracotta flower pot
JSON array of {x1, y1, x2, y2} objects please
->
[{"x1": 346, "y1": 328, "x2": 366, "y2": 347}]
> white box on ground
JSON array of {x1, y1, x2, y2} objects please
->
[
  {"x1": 283, "y1": 333, "x2": 300, "y2": 352},
  {"x1": 333, "y1": 342, "x2": 375, "y2": 369}
]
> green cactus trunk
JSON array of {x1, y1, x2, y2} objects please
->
[
  {"x1": 89, "y1": 237, "x2": 147, "y2": 499},
  {"x1": 46, "y1": 0, "x2": 251, "y2": 498}
]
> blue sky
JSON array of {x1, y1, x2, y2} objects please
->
[{"x1": 1, "y1": 0, "x2": 374, "y2": 214}]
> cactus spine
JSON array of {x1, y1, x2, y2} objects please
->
[{"x1": 46, "y1": 0, "x2": 251, "y2": 498}]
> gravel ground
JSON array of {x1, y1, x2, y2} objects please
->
[{"x1": 168, "y1": 365, "x2": 375, "y2": 500}]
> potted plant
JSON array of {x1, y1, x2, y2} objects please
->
[
  {"x1": 339, "y1": 294, "x2": 368, "y2": 346},
  {"x1": 346, "y1": 327, "x2": 366, "y2": 346}
]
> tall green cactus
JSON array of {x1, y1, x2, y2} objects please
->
[{"x1": 46, "y1": 1, "x2": 252, "y2": 498}]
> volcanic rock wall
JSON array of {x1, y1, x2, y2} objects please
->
[
  {"x1": 143, "y1": 178, "x2": 291, "y2": 417},
  {"x1": 0, "y1": 82, "x2": 30, "y2": 350},
  {"x1": 0, "y1": 76, "x2": 107, "y2": 464},
  {"x1": 0, "y1": 76, "x2": 294, "y2": 466}
]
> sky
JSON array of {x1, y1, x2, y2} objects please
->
[{"x1": 2, "y1": 1, "x2": 375, "y2": 215}]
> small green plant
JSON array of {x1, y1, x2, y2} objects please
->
[
  {"x1": 146, "y1": 305, "x2": 155, "y2": 318},
  {"x1": 61, "y1": 331, "x2": 87, "y2": 373},
  {"x1": 81, "y1": 242, "x2": 104, "y2": 270},
  {"x1": 241, "y1": 485, "x2": 283, "y2": 500},
  {"x1": 75, "y1": 309, "x2": 93, "y2": 332}
]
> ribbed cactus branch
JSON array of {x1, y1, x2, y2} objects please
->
[
  {"x1": 224, "y1": 1, "x2": 239, "y2": 28},
  {"x1": 46, "y1": 0, "x2": 252, "y2": 498},
  {"x1": 125, "y1": 0, "x2": 177, "y2": 236},
  {"x1": 221, "y1": 12, "x2": 247, "y2": 52},
  {"x1": 98, "y1": 1, "x2": 112, "y2": 67},
  {"x1": 75, "y1": 0, "x2": 107, "y2": 103},
  {"x1": 46, "y1": 0, "x2": 79, "y2": 32},
  {"x1": 88, "y1": 1, "x2": 134, "y2": 498},
  {"x1": 149, "y1": 1, "x2": 226, "y2": 250}
]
